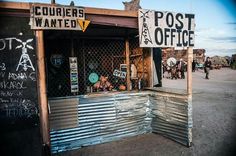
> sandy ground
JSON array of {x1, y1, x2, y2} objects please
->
[{"x1": 56, "y1": 68, "x2": 236, "y2": 156}]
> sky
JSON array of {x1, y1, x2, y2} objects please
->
[{"x1": 1, "y1": 0, "x2": 236, "y2": 57}]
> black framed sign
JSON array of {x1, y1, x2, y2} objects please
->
[{"x1": 0, "y1": 35, "x2": 38, "y2": 122}]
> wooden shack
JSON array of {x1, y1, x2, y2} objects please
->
[{"x1": 0, "y1": 1, "x2": 193, "y2": 155}]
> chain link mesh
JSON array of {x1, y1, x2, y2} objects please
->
[{"x1": 46, "y1": 38, "x2": 142, "y2": 98}]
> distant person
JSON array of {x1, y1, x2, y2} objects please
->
[
  {"x1": 204, "y1": 57, "x2": 212, "y2": 79},
  {"x1": 192, "y1": 60, "x2": 196, "y2": 72},
  {"x1": 178, "y1": 58, "x2": 185, "y2": 79},
  {"x1": 195, "y1": 61, "x2": 199, "y2": 71},
  {"x1": 162, "y1": 61, "x2": 165, "y2": 78}
]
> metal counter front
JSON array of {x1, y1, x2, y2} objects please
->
[{"x1": 48, "y1": 89, "x2": 192, "y2": 153}]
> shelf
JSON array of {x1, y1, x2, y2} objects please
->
[
  {"x1": 113, "y1": 54, "x2": 142, "y2": 58},
  {"x1": 113, "y1": 55, "x2": 125, "y2": 58},
  {"x1": 130, "y1": 54, "x2": 142, "y2": 57}
]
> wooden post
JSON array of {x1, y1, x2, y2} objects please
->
[
  {"x1": 125, "y1": 39, "x2": 131, "y2": 91},
  {"x1": 35, "y1": 31, "x2": 50, "y2": 147},
  {"x1": 187, "y1": 47, "x2": 193, "y2": 98},
  {"x1": 187, "y1": 47, "x2": 193, "y2": 147}
]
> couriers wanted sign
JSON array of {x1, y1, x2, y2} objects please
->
[
  {"x1": 138, "y1": 9, "x2": 195, "y2": 47},
  {"x1": 30, "y1": 4, "x2": 85, "y2": 30}
]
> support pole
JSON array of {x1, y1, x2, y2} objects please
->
[
  {"x1": 187, "y1": 47, "x2": 193, "y2": 147},
  {"x1": 187, "y1": 47, "x2": 193, "y2": 98},
  {"x1": 125, "y1": 39, "x2": 131, "y2": 91},
  {"x1": 35, "y1": 30, "x2": 50, "y2": 150}
]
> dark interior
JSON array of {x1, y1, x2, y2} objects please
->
[{"x1": 44, "y1": 24, "x2": 139, "y2": 97}]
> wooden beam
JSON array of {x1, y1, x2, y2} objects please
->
[
  {"x1": 0, "y1": 2, "x2": 30, "y2": 10},
  {"x1": 86, "y1": 14, "x2": 138, "y2": 28},
  {"x1": 187, "y1": 47, "x2": 193, "y2": 98},
  {"x1": 0, "y1": 2, "x2": 138, "y2": 18},
  {"x1": 35, "y1": 30, "x2": 50, "y2": 147},
  {"x1": 125, "y1": 39, "x2": 131, "y2": 91},
  {"x1": 85, "y1": 7, "x2": 138, "y2": 17}
]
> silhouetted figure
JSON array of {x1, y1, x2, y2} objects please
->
[
  {"x1": 178, "y1": 59, "x2": 185, "y2": 79},
  {"x1": 204, "y1": 57, "x2": 212, "y2": 79},
  {"x1": 192, "y1": 60, "x2": 196, "y2": 72}
]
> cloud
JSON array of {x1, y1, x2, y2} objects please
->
[{"x1": 209, "y1": 36, "x2": 236, "y2": 43}]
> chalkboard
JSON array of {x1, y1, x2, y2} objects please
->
[{"x1": 0, "y1": 35, "x2": 38, "y2": 124}]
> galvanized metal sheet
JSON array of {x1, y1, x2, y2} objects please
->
[
  {"x1": 49, "y1": 91, "x2": 192, "y2": 153},
  {"x1": 150, "y1": 92, "x2": 192, "y2": 147},
  {"x1": 49, "y1": 98, "x2": 79, "y2": 131}
]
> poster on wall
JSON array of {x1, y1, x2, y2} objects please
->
[
  {"x1": 69, "y1": 57, "x2": 79, "y2": 93},
  {"x1": 0, "y1": 35, "x2": 38, "y2": 122},
  {"x1": 138, "y1": 9, "x2": 195, "y2": 48}
]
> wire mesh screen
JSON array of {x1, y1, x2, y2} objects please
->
[
  {"x1": 46, "y1": 38, "x2": 142, "y2": 97},
  {"x1": 82, "y1": 39, "x2": 125, "y2": 92},
  {"x1": 46, "y1": 39, "x2": 73, "y2": 97}
]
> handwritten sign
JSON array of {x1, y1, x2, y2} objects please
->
[
  {"x1": 138, "y1": 9, "x2": 195, "y2": 47},
  {"x1": 30, "y1": 4, "x2": 85, "y2": 30},
  {"x1": 0, "y1": 36, "x2": 38, "y2": 121},
  {"x1": 113, "y1": 69, "x2": 127, "y2": 79}
]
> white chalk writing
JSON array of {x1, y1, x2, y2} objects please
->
[
  {"x1": 0, "y1": 36, "x2": 37, "y2": 119},
  {"x1": 0, "y1": 71, "x2": 5, "y2": 78},
  {"x1": 0, "y1": 37, "x2": 16, "y2": 51},
  {"x1": 0, "y1": 80, "x2": 26, "y2": 90},
  {"x1": 5, "y1": 72, "x2": 36, "y2": 81},
  {"x1": 0, "y1": 90, "x2": 23, "y2": 98},
  {"x1": 3, "y1": 99, "x2": 38, "y2": 118},
  {"x1": 8, "y1": 72, "x2": 27, "y2": 80},
  {"x1": 29, "y1": 72, "x2": 36, "y2": 81},
  {"x1": 0, "y1": 63, "x2": 6, "y2": 70},
  {"x1": 15, "y1": 38, "x2": 35, "y2": 72}
]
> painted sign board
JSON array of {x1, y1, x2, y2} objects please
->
[
  {"x1": 138, "y1": 9, "x2": 195, "y2": 48},
  {"x1": 113, "y1": 69, "x2": 127, "y2": 79},
  {"x1": 30, "y1": 4, "x2": 85, "y2": 30},
  {"x1": 78, "y1": 19, "x2": 91, "y2": 32},
  {"x1": 69, "y1": 57, "x2": 79, "y2": 93}
]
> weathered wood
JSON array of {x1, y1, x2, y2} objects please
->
[
  {"x1": 125, "y1": 39, "x2": 131, "y2": 91},
  {"x1": 85, "y1": 7, "x2": 138, "y2": 17},
  {"x1": 0, "y1": 2, "x2": 30, "y2": 10},
  {"x1": 86, "y1": 14, "x2": 138, "y2": 28},
  {"x1": 0, "y1": 2, "x2": 138, "y2": 17},
  {"x1": 187, "y1": 47, "x2": 193, "y2": 98},
  {"x1": 35, "y1": 30, "x2": 50, "y2": 146}
]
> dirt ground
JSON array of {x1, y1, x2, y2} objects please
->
[{"x1": 55, "y1": 68, "x2": 236, "y2": 156}]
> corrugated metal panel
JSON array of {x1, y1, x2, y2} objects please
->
[
  {"x1": 49, "y1": 91, "x2": 192, "y2": 154},
  {"x1": 49, "y1": 98, "x2": 79, "y2": 131},
  {"x1": 49, "y1": 92, "x2": 152, "y2": 153},
  {"x1": 150, "y1": 92, "x2": 192, "y2": 147}
]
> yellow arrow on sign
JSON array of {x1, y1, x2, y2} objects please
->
[{"x1": 78, "y1": 19, "x2": 90, "y2": 32}]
